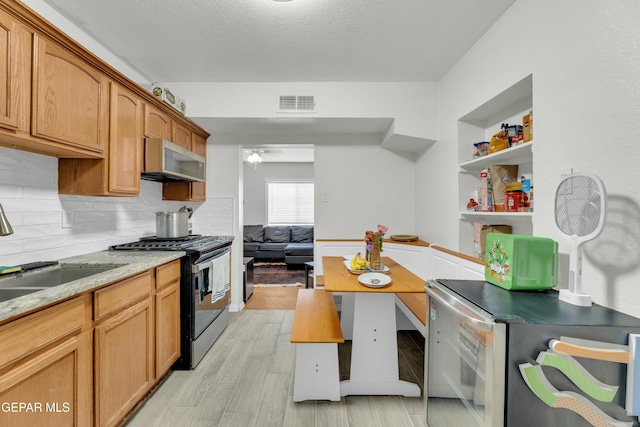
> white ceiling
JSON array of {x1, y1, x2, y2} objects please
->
[
  {"x1": 41, "y1": 0, "x2": 516, "y2": 159},
  {"x1": 43, "y1": 0, "x2": 516, "y2": 83}
]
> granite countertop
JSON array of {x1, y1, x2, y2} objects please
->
[{"x1": 0, "y1": 250, "x2": 185, "y2": 323}]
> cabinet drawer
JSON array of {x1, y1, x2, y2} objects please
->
[
  {"x1": 0, "y1": 295, "x2": 89, "y2": 369},
  {"x1": 94, "y1": 271, "x2": 152, "y2": 321},
  {"x1": 156, "y1": 260, "x2": 180, "y2": 290}
]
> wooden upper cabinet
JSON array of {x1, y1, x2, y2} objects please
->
[
  {"x1": 58, "y1": 82, "x2": 143, "y2": 196},
  {"x1": 190, "y1": 133, "x2": 207, "y2": 201},
  {"x1": 0, "y1": 9, "x2": 30, "y2": 133},
  {"x1": 108, "y1": 83, "x2": 142, "y2": 194},
  {"x1": 144, "y1": 103, "x2": 172, "y2": 139},
  {"x1": 31, "y1": 34, "x2": 107, "y2": 156},
  {"x1": 171, "y1": 122, "x2": 192, "y2": 149}
]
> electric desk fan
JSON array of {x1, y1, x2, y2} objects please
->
[{"x1": 554, "y1": 173, "x2": 607, "y2": 306}]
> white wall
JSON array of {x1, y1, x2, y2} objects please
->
[
  {"x1": 170, "y1": 81, "x2": 438, "y2": 143},
  {"x1": 314, "y1": 145, "x2": 415, "y2": 239},
  {"x1": 243, "y1": 162, "x2": 314, "y2": 225},
  {"x1": 418, "y1": 0, "x2": 640, "y2": 315},
  {"x1": 0, "y1": 146, "x2": 218, "y2": 265}
]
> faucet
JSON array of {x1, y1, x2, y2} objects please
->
[{"x1": 0, "y1": 203, "x2": 13, "y2": 236}]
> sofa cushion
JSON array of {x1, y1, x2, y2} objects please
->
[
  {"x1": 291, "y1": 226, "x2": 313, "y2": 243},
  {"x1": 243, "y1": 225, "x2": 264, "y2": 242},
  {"x1": 243, "y1": 242, "x2": 261, "y2": 252},
  {"x1": 285, "y1": 243, "x2": 314, "y2": 256},
  {"x1": 259, "y1": 242, "x2": 289, "y2": 251},
  {"x1": 264, "y1": 226, "x2": 291, "y2": 243}
]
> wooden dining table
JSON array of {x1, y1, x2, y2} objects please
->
[{"x1": 322, "y1": 255, "x2": 425, "y2": 397}]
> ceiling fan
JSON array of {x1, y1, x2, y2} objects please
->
[{"x1": 245, "y1": 149, "x2": 265, "y2": 164}]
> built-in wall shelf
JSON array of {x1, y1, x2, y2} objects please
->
[
  {"x1": 460, "y1": 211, "x2": 533, "y2": 220},
  {"x1": 459, "y1": 142, "x2": 532, "y2": 170},
  {"x1": 457, "y1": 74, "x2": 534, "y2": 257}
]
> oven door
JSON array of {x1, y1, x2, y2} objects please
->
[
  {"x1": 425, "y1": 281, "x2": 506, "y2": 427},
  {"x1": 192, "y1": 248, "x2": 230, "y2": 338}
]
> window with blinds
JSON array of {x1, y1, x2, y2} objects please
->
[{"x1": 267, "y1": 180, "x2": 314, "y2": 225}]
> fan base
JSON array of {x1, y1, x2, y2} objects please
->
[{"x1": 558, "y1": 289, "x2": 592, "y2": 307}]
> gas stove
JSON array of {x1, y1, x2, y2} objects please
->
[{"x1": 109, "y1": 235, "x2": 232, "y2": 253}]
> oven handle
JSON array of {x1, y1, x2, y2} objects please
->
[
  {"x1": 426, "y1": 285, "x2": 493, "y2": 332},
  {"x1": 192, "y1": 248, "x2": 228, "y2": 274},
  {"x1": 192, "y1": 259, "x2": 214, "y2": 274}
]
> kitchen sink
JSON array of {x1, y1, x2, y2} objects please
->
[
  {"x1": 0, "y1": 264, "x2": 123, "y2": 289},
  {"x1": 0, "y1": 288, "x2": 46, "y2": 302}
]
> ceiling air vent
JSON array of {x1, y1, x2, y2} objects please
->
[{"x1": 278, "y1": 95, "x2": 316, "y2": 113}]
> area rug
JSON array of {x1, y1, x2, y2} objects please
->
[{"x1": 253, "y1": 262, "x2": 306, "y2": 287}]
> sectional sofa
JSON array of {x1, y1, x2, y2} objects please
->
[{"x1": 243, "y1": 225, "x2": 314, "y2": 266}]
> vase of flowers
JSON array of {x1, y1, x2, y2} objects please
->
[{"x1": 365, "y1": 224, "x2": 388, "y2": 270}]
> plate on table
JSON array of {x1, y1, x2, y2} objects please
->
[
  {"x1": 358, "y1": 273, "x2": 392, "y2": 288},
  {"x1": 343, "y1": 255, "x2": 356, "y2": 260}
]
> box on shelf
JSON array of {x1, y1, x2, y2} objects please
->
[
  {"x1": 523, "y1": 111, "x2": 533, "y2": 142},
  {"x1": 143, "y1": 82, "x2": 185, "y2": 115}
]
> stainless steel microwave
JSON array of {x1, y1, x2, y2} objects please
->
[{"x1": 142, "y1": 138, "x2": 205, "y2": 182}]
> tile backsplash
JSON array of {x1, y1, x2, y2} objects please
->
[{"x1": 0, "y1": 146, "x2": 229, "y2": 266}]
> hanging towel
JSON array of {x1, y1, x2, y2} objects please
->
[{"x1": 211, "y1": 251, "x2": 230, "y2": 304}]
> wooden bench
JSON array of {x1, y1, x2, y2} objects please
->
[
  {"x1": 394, "y1": 246, "x2": 484, "y2": 336},
  {"x1": 290, "y1": 289, "x2": 344, "y2": 402}
]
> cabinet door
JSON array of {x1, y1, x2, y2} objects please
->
[
  {"x1": 190, "y1": 133, "x2": 207, "y2": 201},
  {"x1": 94, "y1": 298, "x2": 153, "y2": 427},
  {"x1": 143, "y1": 103, "x2": 171, "y2": 139},
  {"x1": 0, "y1": 9, "x2": 30, "y2": 133},
  {"x1": 108, "y1": 83, "x2": 142, "y2": 194},
  {"x1": 32, "y1": 34, "x2": 107, "y2": 156},
  {"x1": 155, "y1": 281, "x2": 180, "y2": 378},
  {"x1": 0, "y1": 331, "x2": 93, "y2": 427},
  {"x1": 172, "y1": 122, "x2": 191, "y2": 149}
]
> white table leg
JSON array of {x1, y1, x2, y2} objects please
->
[
  {"x1": 340, "y1": 292, "x2": 421, "y2": 397},
  {"x1": 340, "y1": 292, "x2": 354, "y2": 340}
]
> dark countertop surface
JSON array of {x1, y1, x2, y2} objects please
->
[{"x1": 429, "y1": 279, "x2": 640, "y2": 327}]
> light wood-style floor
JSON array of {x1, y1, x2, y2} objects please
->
[{"x1": 124, "y1": 307, "x2": 427, "y2": 427}]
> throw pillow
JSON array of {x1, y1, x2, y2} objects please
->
[
  {"x1": 291, "y1": 226, "x2": 313, "y2": 243},
  {"x1": 264, "y1": 226, "x2": 291, "y2": 243},
  {"x1": 243, "y1": 225, "x2": 264, "y2": 242}
]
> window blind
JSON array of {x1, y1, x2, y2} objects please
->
[{"x1": 267, "y1": 180, "x2": 314, "y2": 225}]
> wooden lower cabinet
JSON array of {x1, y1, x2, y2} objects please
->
[
  {"x1": 155, "y1": 281, "x2": 180, "y2": 377},
  {"x1": 94, "y1": 298, "x2": 153, "y2": 427},
  {"x1": 0, "y1": 261, "x2": 181, "y2": 427},
  {"x1": 0, "y1": 331, "x2": 93, "y2": 427}
]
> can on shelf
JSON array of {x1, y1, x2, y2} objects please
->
[{"x1": 505, "y1": 189, "x2": 524, "y2": 212}]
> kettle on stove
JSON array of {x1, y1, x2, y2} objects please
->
[{"x1": 179, "y1": 206, "x2": 193, "y2": 235}]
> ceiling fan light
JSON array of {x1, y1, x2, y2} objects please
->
[{"x1": 247, "y1": 152, "x2": 263, "y2": 163}]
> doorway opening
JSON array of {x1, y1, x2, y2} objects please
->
[{"x1": 241, "y1": 145, "x2": 314, "y2": 306}]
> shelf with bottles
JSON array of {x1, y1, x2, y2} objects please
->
[{"x1": 457, "y1": 74, "x2": 534, "y2": 257}]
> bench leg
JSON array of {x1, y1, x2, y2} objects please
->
[{"x1": 293, "y1": 343, "x2": 340, "y2": 402}]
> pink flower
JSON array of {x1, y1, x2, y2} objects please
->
[{"x1": 377, "y1": 224, "x2": 388, "y2": 234}]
